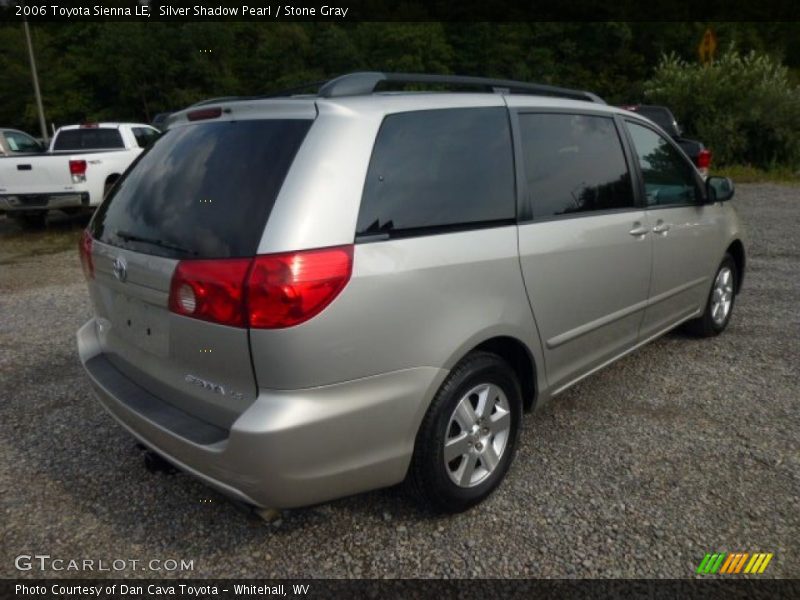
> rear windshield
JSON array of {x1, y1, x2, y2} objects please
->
[
  {"x1": 53, "y1": 128, "x2": 124, "y2": 151},
  {"x1": 90, "y1": 119, "x2": 312, "y2": 259}
]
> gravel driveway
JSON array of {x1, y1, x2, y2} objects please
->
[{"x1": 1, "y1": 184, "x2": 798, "y2": 579}]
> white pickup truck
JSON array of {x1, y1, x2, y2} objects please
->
[{"x1": 0, "y1": 123, "x2": 159, "y2": 226}]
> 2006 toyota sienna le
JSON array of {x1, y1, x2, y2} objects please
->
[{"x1": 77, "y1": 72, "x2": 746, "y2": 513}]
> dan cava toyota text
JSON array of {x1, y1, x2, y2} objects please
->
[
  {"x1": 16, "y1": 584, "x2": 227, "y2": 598},
  {"x1": 16, "y1": 584, "x2": 310, "y2": 597}
]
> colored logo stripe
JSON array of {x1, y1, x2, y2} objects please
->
[
  {"x1": 696, "y1": 554, "x2": 713, "y2": 574},
  {"x1": 719, "y1": 553, "x2": 736, "y2": 573},
  {"x1": 697, "y1": 553, "x2": 726, "y2": 574},
  {"x1": 722, "y1": 553, "x2": 749, "y2": 574},
  {"x1": 745, "y1": 553, "x2": 774, "y2": 574},
  {"x1": 698, "y1": 552, "x2": 774, "y2": 574}
]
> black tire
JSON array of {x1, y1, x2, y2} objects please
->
[
  {"x1": 408, "y1": 351, "x2": 522, "y2": 513},
  {"x1": 684, "y1": 253, "x2": 738, "y2": 337},
  {"x1": 15, "y1": 212, "x2": 47, "y2": 229}
]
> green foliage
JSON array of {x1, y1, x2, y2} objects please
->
[
  {"x1": 1, "y1": 20, "x2": 800, "y2": 154},
  {"x1": 644, "y1": 48, "x2": 800, "y2": 169}
]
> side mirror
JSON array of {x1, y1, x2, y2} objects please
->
[{"x1": 706, "y1": 176, "x2": 735, "y2": 203}]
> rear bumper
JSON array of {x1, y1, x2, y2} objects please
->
[
  {"x1": 77, "y1": 318, "x2": 445, "y2": 508},
  {"x1": 0, "y1": 192, "x2": 90, "y2": 211}
]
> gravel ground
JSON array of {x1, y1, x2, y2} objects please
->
[{"x1": 1, "y1": 185, "x2": 798, "y2": 579}]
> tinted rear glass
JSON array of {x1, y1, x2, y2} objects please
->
[
  {"x1": 357, "y1": 107, "x2": 515, "y2": 237},
  {"x1": 519, "y1": 113, "x2": 634, "y2": 218},
  {"x1": 132, "y1": 127, "x2": 160, "y2": 148},
  {"x1": 90, "y1": 119, "x2": 312, "y2": 259},
  {"x1": 53, "y1": 128, "x2": 124, "y2": 150}
]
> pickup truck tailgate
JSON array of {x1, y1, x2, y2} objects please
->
[{"x1": 0, "y1": 156, "x2": 73, "y2": 192}]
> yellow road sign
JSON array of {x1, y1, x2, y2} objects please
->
[{"x1": 699, "y1": 28, "x2": 718, "y2": 64}]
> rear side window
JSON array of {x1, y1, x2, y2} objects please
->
[
  {"x1": 90, "y1": 119, "x2": 312, "y2": 259},
  {"x1": 357, "y1": 107, "x2": 515, "y2": 237},
  {"x1": 518, "y1": 113, "x2": 634, "y2": 219},
  {"x1": 53, "y1": 128, "x2": 124, "y2": 151},
  {"x1": 132, "y1": 127, "x2": 160, "y2": 148}
]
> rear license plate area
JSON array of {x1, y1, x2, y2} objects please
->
[
  {"x1": 110, "y1": 292, "x2": 169, "y2": 357},
  {"x1": 20, "y1": 195, "x2": 48, "y2": 207}
]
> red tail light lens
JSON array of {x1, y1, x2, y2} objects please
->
[
  {"x1": 69, "y1": 159, "x2": 87, "y2": 175},
  {"x1": 168, "y1": 258, "x2": 252, "y2": 327},
  {"x1": 187, "y1": 107, "x2": 222, "y2": 121},
  {"x1": 167, "y1": 246, "x2": 353, "y2": 329},
  {"x1": 697, "y1": 148, "x2": 712, "y2": 169},
  {"x1": 247, "y1": 246, "x2": 353, "y2": 329},
  {"x1": 69, "y1": 159, "x2": 87, "y2": 183},
  {"x1": 79, "y1": 229, "x2": 94, "y2": 279}
]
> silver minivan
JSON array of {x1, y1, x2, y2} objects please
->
[{"x1": 77, "y1": 73, "x2": 745, "y2": 513}]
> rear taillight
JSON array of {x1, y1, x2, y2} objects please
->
[
  {"x1": 247, "y1": 246, "x2": 353, "y2": 328},
  {"x1": 167, "y1": 246, "x2": 353, "y2": 329},
  {"x1": 187, "y1": 107, "x2": 222, "y2": 121},
  {"x1": 696, "y1": 148, "x2": 712, "y2": 177},
  {"x1": 79, "y1": 229, "x2": 94, "y2": 279},
  {"x1": 168, "y1": 258, "x2": 252, "y2": 327},
  {"x1": 69, "y1": 159, "x2": 87, "y2": 183}
]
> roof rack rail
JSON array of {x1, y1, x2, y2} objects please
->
[
  {"x1": 178, "y1": 72, "x2": 603, "y2": 118},
  {"x1": 186, "y1": 81, "x2": 327, "y2": 108},
  {"x1": 262, "y1": 80, "x2": 328, "y2": 98},
  {"x1": 316, "y1": 72, "x2": 605, "y2": 104}
]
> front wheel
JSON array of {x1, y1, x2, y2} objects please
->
[
  {"x1": 408, "y1": 352, "x2": 522, "y2": 512},
  {"x1": 685, "y1": 253, "x2": 738, "y2": 337}
]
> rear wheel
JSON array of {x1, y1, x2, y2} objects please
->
[
  {"x1": 685, "y1": 254, "x2": 737, "y2": 337},
  {"x1": 408, "y1": 352, "x2": 522, "y2": 512},
  {"x1": 12, "y1": 212, "x2": 47, "y2": 229}
]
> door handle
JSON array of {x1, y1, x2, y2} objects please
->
[
  {"x1": 629, "y1": 223, "x2": 649, "y2": 237},
  {"x1": 652, "y1": 222, "x2": 671, "y2": 234}
]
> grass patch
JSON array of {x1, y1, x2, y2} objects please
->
[{"x1": 715, "y1": 165, "x2": 800, "y2": 185}]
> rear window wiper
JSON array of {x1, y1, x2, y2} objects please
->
[
  {"x1": 355, "y1": 219, "x2": 394, "y2": 242},
  {"x1": 115, "y1": 230, "x2": 198, "y2": 256}
]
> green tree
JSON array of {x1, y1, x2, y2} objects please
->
[
  {"x1": 2, "y1": 21, "x2": 800, "y2": 139},
  {"x1": 644, "y1": 48, "x2": 800, "y2": 168}
]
